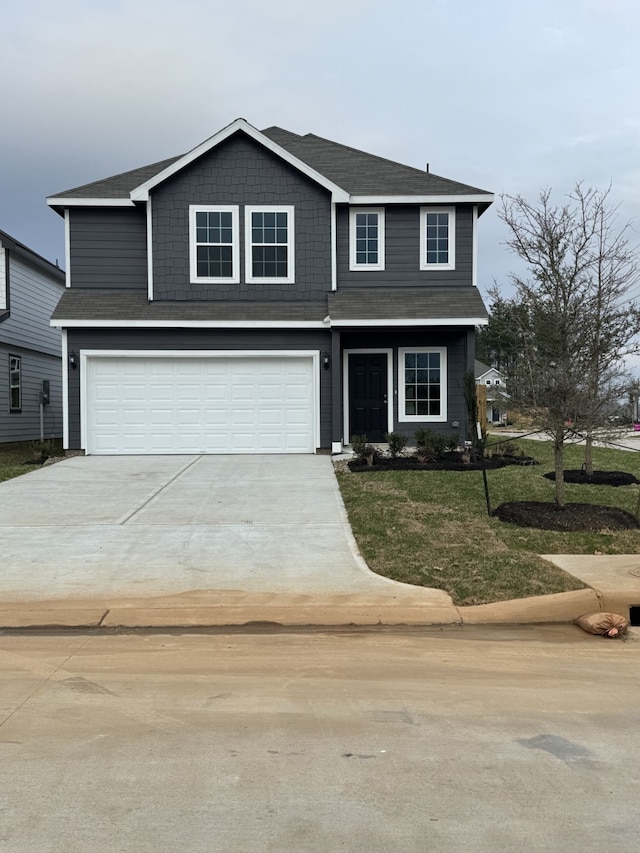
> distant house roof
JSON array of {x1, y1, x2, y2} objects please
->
[
  {"x1": 48, "y1": 119, "x2": 493, "y2": 210},
  {"x1": 475, "y1": 360, "x2": 505, "y2": 381},
  {"x1": 0, "y1": 229, "x2": 65, "y2": 281}
]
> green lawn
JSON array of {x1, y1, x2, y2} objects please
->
[
  {"x1": 336, "y1": 439, "x2": 640, "y2": 606},
  {"x1": 0, "y1": 440, "x2": 64, "y2": 484}
]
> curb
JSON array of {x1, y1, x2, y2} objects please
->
[{"x1": 0, "y1": 586, "x2": 610, "y2": 631}]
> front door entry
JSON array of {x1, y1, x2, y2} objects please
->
[{"x1": 348, "y1": 353, "x2": 388, "y2": 442}]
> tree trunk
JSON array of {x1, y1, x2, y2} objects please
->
[
  {"x1": 584, "y1": 434, "x2": 594, "y2": 477},
  {"x1": 554, "y1": 434, "x2": 565, "y2": 508}
]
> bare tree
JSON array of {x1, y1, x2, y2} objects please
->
[{"x1": 499, "y1": 185, "x2": 639, "y2": 506}]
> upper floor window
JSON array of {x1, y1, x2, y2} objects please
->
[
  {"x1": 398, "y1": 347, "x2": 447, "y2": 423},
  {"x1": 245, "y1": 206, "x2": 294, "y2": 284},
  {"x1": 9, "y1": 354, "x2": 21, "y2": 413},
  {"x1": 349, "y1": 208, "x2": 385, "y2": 271},
  {"x1": 190, "y1": 205, "x2": 239, "y2": 284},
  {"x1": 420, "y1": 207, "x2": 455, "y2": 270}
]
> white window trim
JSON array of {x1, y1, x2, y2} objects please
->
[
  {"x1": 398, "y1": 347, "x2": 447, "y2": 423},
  {"x1": 349, "y1": 207, "x2": 385, "y2": 271},
  {"x1": 245, "y1": 205, "x2": 295, "y2": 284},
  {"x1": 9, "y1": 354, "x2": 21, "y2": 413},
  {"x1": 189, "y1": 205, "x2": 240, "y2": 284},
  {"x1": 419, "y1": 206, "x2": 455, "y2": 271}
]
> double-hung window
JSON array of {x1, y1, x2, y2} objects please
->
[
  {"x1": 420, "y1": 207, "x2": 455, "y2": 270},
  {"x1": 349, "y1": 208, "x2": 384, "y2": 270},
  {"x1": 9, "y1": 354, "x2": 21, "y2": 413},
  {"x1": 398, "y1": 348, "x2": 446, "y2": 422},
  {"x1": 245, "y1": 206, "x2": 294, "y2": 284},
  {"x1": 190, "y1": 205, "x2": 239, "y2": 283}
]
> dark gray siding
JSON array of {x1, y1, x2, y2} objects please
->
[
  {"x1": 0, "y1": 346, "x2": 62, "y2": 442},
  {"x1": 337, "y1": 204, "x2": 473, "y2": 287},
  {"x1": 340, "y1": 328, "x2": 472, "y2": 444},
  {"x1": 65, "y1": 329, "x2": 332, "y2": 450},
  {"x1": 69, "y1": 208, "x2": 147, "y2": 290},
  {"x1": 151, "y1": 133, "x2": 332, "y2": 301}
]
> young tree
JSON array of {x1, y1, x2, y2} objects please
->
[{"x1": 499, "y1": 185, "x2": 639, "y2": 506}]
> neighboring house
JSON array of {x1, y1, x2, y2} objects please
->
[
  {"x1": 48, "y1": 118, "x2": 493, "y2": 455},
  {"x1": 475, "y1": 359, "x2": 508, "y2": 425},
  {"x1": 0, "y1": 230, "x2": 65, "y2": 443}
]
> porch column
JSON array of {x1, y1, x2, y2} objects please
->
[{"x1": 331, "y1": 328, "x2": 342, "y2": 453}]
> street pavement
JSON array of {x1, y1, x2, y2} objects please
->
[{"x1": 0, "y1": 626, "x2": 638, "y2": 852}]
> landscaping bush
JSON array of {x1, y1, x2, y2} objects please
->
[
  {"x1": 384, "y1": 431, "x2": 408, "y2": 459},
  {"x1": 414, "y1": 428, "x2": 448, "y2": 461},
  {"x1": 350, "y1": 434, "x2": 378, "y2": 466}
]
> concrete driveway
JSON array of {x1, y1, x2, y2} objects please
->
[{"x1": 0, "y1": 455, "x2": 448, "y2": 604}]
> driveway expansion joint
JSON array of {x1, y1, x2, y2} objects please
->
[{"x1": 116, "y1": 455, "x2": 202, "y2": 525}]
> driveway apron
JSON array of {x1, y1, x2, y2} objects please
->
[{"x1": 0, "y1": 455, "x2": 428, "y2": 601}]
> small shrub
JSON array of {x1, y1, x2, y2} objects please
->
[
  {"x1": 414, "y1": 428, "x2": 448, "y2": 461},
  {"x1": 384, "y1": 431, "x2": 408, "y2": 459},
  {"x1": 350, "y1": 434, "x2": 379, "y2": 466},
  {"x1": 445, "y1": 433, "x2": 460, "y2": 453}
]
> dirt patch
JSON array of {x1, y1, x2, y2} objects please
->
[
  {"x1": 347, "y1": 452, "x2": 538, "y2": 473},
  {"x1": 493, "y1": 501, "x2": 640, "y2": 531},
  {"x1": 543, "y1": 470, "x2": 640, "y2": 487}
]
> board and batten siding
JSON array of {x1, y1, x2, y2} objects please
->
[
  {"x1": 64, "y1": 328, "x2": 333, "y2": 450},
  {"x1": 336, "y1": 204, "x2": 474, "y2": 287},
  {"x1": 68, "y1": 208, "x2": 148, "y2": 290}
]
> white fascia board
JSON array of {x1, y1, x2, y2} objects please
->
[
  {"x1": 330, "y1": 317, "x2": 489, "y2": 327},
  {"x1": 349, "y1": 194, "x2": 494, "y2": 205},
  {"x1": 51, "y1": 319, "x2": 328, "y2": 329},
  {"x1": 130, "y1": 118, "x2": 350, "y2": 203},
  {"x1": 47, "y1": 197, "x2": 135, "y2": 208}
]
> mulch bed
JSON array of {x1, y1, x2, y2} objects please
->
[
  {"x1": 347, "y1": 452, "x2": 538, "y2": 473},
  {"x1": 543, "y1": 470, "x2": 640, "y2": 487},
  {"x1": 492, "y1": 501, "x2": 640, "y2": 531}
]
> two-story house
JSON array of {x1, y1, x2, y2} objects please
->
[
  {"x1": 1, "y1": 230, "x2": 65, "y2": 443},
  {"x1": 475, "y1": 359, "x2": 508, "y2": 426},
  {"x1": 48, "y1": 119, "x2": 492, "y2": 455}
]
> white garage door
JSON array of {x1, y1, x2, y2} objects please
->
[{"x1": 85, "y1": 354, "x2": 316, "y2": 454}]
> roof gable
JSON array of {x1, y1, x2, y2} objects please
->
[
  {"x1": 47, "y1": 119, "x2": 493, "y2": 209},
  {"x1": 129, "y1": 119, "x2": 349, "y2": 203}
]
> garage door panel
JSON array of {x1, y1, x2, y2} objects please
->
[{"x1": 86, "y1": 355, "x2": 315, "y2": 455}]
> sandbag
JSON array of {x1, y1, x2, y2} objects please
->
[{"x1": 576, "y1": 612, "x2": 629, "y2": 637}]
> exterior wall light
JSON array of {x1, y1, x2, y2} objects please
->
[
  {"x1": 322, "y1": 353, "x2": 331, "y2": 370},
  {"x1": 69, "y1": 351, "x2": 78, "y2": 369}
]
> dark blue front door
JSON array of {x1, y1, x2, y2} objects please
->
[{"x1": 348, "y1": 353, "x2": 388, "y2": 442}]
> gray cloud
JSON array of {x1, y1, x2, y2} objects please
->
[{"x1": 2, "y1": 0, "x2": 639, "y2": 310}]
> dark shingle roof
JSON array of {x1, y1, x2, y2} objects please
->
[
  {"x1": 52, "y1": 287, "x2": 487, "y2": 324},
  {"x1": 51, "y1": 290, "x2": 328, "y2": 323},
  {"x1": 328, "y1": 288, "x2": 488, "y2": 322},
  {"x1": 261, "y1": 127, "x2": 489, "y2": 196},
  {"x1": 50, "y1": 122, "x2": 492, "y2": 202},
  {"x1": 49, "y1": 156, "x2": 183, "y2": 200}
]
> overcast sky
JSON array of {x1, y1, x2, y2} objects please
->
[{"x1": 2, "y1": 0, "x2": 639, "y2": 308}]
